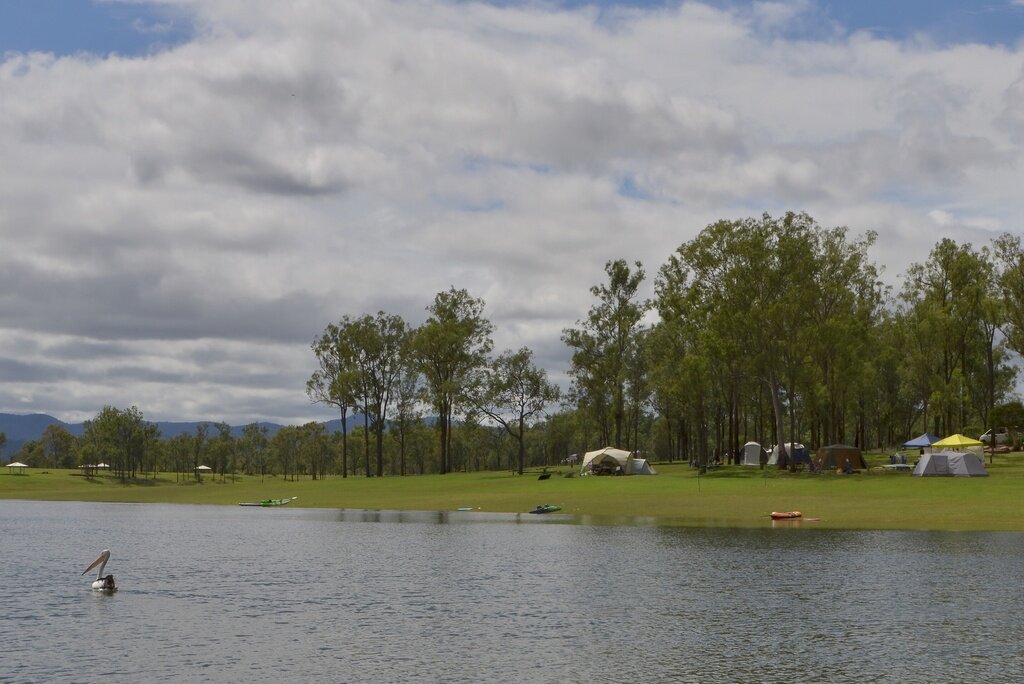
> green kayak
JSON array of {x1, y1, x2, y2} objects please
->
[{"x1": 239, "y1": 497, "x2": 294, "y2": 507}]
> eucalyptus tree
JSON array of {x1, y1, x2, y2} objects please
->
[
  {"x1": 801, "y1": 226, "x2": 881, "y2": 445},
  {"x1": 624, "y1": 328, "x2": 652, "y2": 454},
  {"x1": 970, "y1": 245, "x2": 1013, "y2": 438},
  {"x1": 451, "y1": 408, "x2": 485, "y2": 472},
  {"x1": 240, "y1": 422, "x2": 269, "y2": 478},
  {"x1": 659, "y1": 216, "x2": 787, "y2": 466},
  {"x1": 308, "y1": 317, "x2": 361, "y2": 478},
  {"x1": 165, "y1": 433, "x2": 192, "y2": 482},
  {"x1": 901, "y1": 239, "x2": 1006, "y2": 434},
  {"x1": 411, "y1": 287, "x2": 494, "y2": 474},
  {"x1": 404, "y1": 419, "x2": 433, "y2": 475},
  {"x1": 645, "y1": 320, "x2": 688, "y2": 462},
  {"x1": 191, "y1": 423, "x2": 209, "y2": 481},
  {"x1": 649, "y1": 282, "x2": 714, "y2": 467},
  {"x1": 658, "y1": 213, "x2": 879, "y2": 467},
  {"x1": 210, "y1": 421, "x2": 236, "y2": 481},
  {"x1": 864, "y1": 311, "x2": 920, "y2": 446},
  {"x1": 300, "y1": 421, "x2": 331, "y2": 479},
  {"x1": 562, "y1": 259, "x2": 649, "y2": 450},
  {"x1": 14, "y1": 440, "x2": 44, "y2": 466},
  {"x1": 542, "y1": 410, "x2": 585, "y2": 468},
  {"x1": 994, "y1": 233, "x2": 1024, "y2": 357},
  {"x1": 350, "y1": 312, "x2": 410, "y2": 477},
  {"x1": 346, "y1": 424, "x2": 367, "y2": 477},
  {"x1": 472, "y1": 347, "x2": 560, "y2": 475},
  {"x1": 767, "y1": 216, "x2": 825, "y2": 460},
  {"x1": 41, "y1": 424, "x2": 78, "y2": 469},
  {"x1": 991, "y1": 233, "x2": 1024, "y2": 449},
  {"x1": 390, "y1": 362, "x2": 423, "y2": 476},
  {"x1": 81, "y1": 406, "x2": 159, "y2": 482},
  {"x1": 561, "y1": 331, "x2": 612, "y2": 446},
  {"x1": 269, "y1": 426, "x2": 301, "y2": 480}
]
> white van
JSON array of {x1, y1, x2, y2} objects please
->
[{"x1": 979, "y1": 427, "x2": 1010, "y2": 445}]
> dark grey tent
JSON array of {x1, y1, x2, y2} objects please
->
[
  {"x1": 815, "y1": 444, "x2": 866, "y2": 471},
  {"x1": 912, "y1": 451, "x2": 988, "y2": 477}
]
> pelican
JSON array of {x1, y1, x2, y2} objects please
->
[{"x1": 82, "y1": 549, "x2": 117, "y2": 592}]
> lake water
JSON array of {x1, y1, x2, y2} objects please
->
[{"x1": 1, "y1": 500, "x2": 1022, "y2": 683}]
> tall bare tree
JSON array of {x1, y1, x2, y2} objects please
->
[{"x1": 473, "y1": 347, "x2": 560, "y2": 475}]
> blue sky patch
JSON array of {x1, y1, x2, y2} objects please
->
[
  {"x1": 3, "y1": 1, "x2": 1022, "y2": 58},
  {"x1": 0, "y1": 0, "x2": 193, "y2": 57}
]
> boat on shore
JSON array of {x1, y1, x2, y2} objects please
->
[
  {"x1": 528, "y1": 504, "x2": 561, "y2": 514},
  {"x1": 239, "y1": 497, "x2": 295, "y2": 507}
]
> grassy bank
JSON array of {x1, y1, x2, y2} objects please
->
[{"x1": 2, "y1": 452, "x2": 1022, "y2": 530}]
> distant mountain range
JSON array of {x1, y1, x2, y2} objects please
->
[{"x1": 0, "y1": 412, "x2": 362, "y2": 457}]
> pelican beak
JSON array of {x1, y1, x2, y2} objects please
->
[{"x1": 82, "y1": 549, "x2": 110, "y2": 575}]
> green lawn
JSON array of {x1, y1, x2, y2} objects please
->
[{"x1": 2, "y1": 451, "x2": 1022, "y2": 531}]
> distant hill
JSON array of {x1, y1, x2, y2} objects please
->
[{"x1": 0, "y1": 412, "x2": 365, "y2": 458}]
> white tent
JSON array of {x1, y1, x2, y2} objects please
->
[
  {"x1": 580, "y1": 447, "x2": 657, "y2": 475},
  {"x1": 912, "y1": 451, "x2": 988, "y2": 477},
  {"x1": 742, "y1": 441, "x2": 765, "y2": 466},
  {"x1": 767, "y1": 443, "x2": 809, "y2": 466}
]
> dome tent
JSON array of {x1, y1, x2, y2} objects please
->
[
  {"x1": 767, "y1": 443, "x2": 809, "y2": 466},
  {"x1": 912, "y1": 451, "x2": 988, "y2": 477}
]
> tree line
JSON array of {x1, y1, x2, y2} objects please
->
[{"x1": 6, "y1": 212, "x2": 1023, "y2": 477}]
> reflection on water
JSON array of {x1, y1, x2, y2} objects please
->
[{"x1": 1, "y1": 500, "x2": 1021, "y2": 683}]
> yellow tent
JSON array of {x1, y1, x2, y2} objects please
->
[{"x1": 932, "y1": 434, "x2": 983, "y2": 448}]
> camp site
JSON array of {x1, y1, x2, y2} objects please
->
[{"x1": 3, "y1": 430, "x2": 1022, "y2": 531}]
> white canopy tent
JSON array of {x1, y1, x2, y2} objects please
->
[{"x1": 580, "y1": 447, "x2": 657, "y2": 475}]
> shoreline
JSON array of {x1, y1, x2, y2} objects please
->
[
  {"x1": 3, "y1": 458, "x2": 1023, "y2": 531},
  {"x1": 4, "y1": 496, "x2": 1024, "y2": 533}
]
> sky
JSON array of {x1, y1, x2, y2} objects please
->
[{"x1": 0, "y1": 0, "x2": 1022, "y2": 425}]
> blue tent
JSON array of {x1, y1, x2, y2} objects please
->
[{"x1": 901, "y1": 432, "x2": 941, "y2": 449}]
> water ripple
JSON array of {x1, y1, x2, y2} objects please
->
[{"x1": 0, "y1": 501, "x2": 1021, "y2": 683}]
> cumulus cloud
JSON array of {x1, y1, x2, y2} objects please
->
[{"x1": 0, "y1": 0, "x2": 1021, "y2": 423}]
